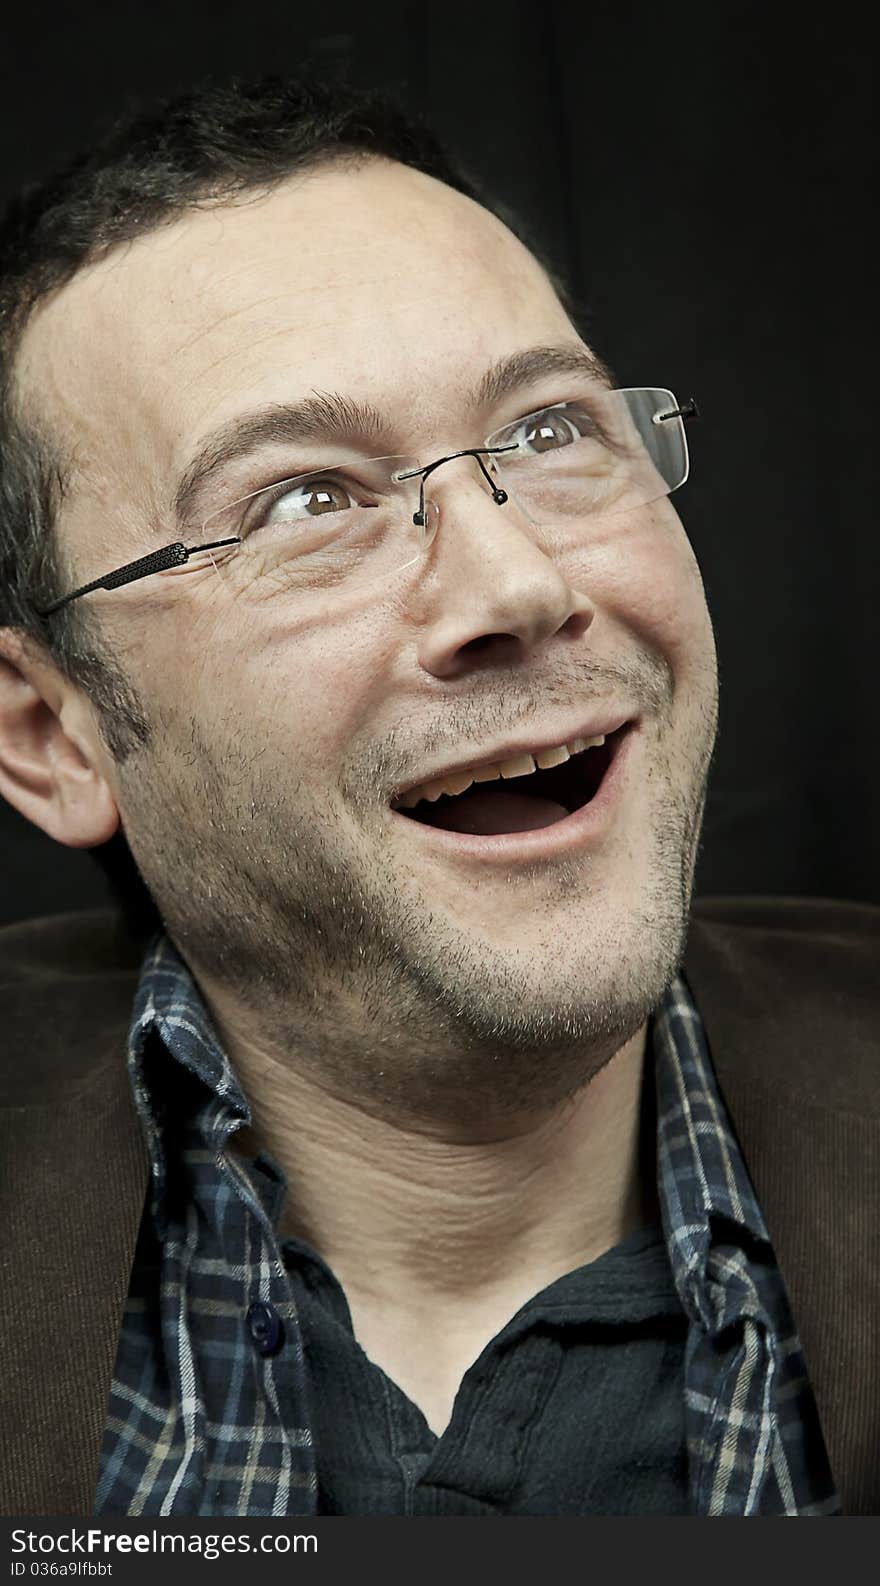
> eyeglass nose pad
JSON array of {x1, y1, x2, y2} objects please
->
[
  {"x1": 411, "y1": 498, "x2": 440, "y2": 544},
  {"x1": 482, "y1": 455, "x2": 508, "y2": 506}
]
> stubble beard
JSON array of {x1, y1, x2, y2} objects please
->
[{"x1": 115, "y1": 682, "x2": 718, "y2": 1130}]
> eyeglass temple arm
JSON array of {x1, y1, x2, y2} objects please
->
[
  {"x1": 654, "y1": 397, "x2": 700, "y2": 424},
  {"x1": 37, "y1": 537, "x2": 240, "y2": 616}
]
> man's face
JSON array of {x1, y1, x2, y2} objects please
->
[{"x1": 19, "y1": 157, "x2": 718, "y2": 1121}]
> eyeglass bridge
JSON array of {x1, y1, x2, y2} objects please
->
[{"x1": 395, "y1": 445, "x2": 519, "y2": 528}]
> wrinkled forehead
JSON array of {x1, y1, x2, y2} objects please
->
[{"x1": 17, "y1": 159, "x2": 574, "y2": 509}]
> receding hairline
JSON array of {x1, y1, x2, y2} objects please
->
[
  {"x1": 14, "y1": 147, "x2": 571, "y2": 336},
  {"x1": 10, "y1": 150, "x2": 584, "y2": 483}
]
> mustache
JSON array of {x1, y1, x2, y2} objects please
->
[{"x1": 343, "y1": 649, "x2": 669, "y2": 808}]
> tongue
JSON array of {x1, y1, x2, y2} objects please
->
[{"x1": 424, "y1": 787, "x2": 569, "y2": 835}]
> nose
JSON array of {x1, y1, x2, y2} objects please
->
[{"x1": 413, "y1": 457, "x2": 595, "y2": 680}]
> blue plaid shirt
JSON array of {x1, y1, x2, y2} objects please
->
[{"x1": 95, "y1": 930, "x2": 841, "y2": 1516}]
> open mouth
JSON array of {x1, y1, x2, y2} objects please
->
[{"x1": 391, "y1": 721, "x2": 632, "y2": 837}]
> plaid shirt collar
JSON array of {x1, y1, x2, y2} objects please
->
[{"x1": 121, "y1": 928, "x2": 840, "y2": 1516}]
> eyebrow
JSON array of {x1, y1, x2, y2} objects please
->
[
  {"x1": 173, "y1": 342, "x2": 617, "y2": 526},
  {"x1": 472, "y1": 344, "x2": 615, "y2": 409}
]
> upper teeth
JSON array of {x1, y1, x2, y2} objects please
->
[{"x1": 395, "y1": 734, "x2": 607, "y2": 809}]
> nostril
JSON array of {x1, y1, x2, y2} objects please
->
[
  {"x1": 561, "y1": 606, "x2": 593, "y2": 640},
  {"x1": 459, "y1": 631, "x2": 517, "y2": 658}
]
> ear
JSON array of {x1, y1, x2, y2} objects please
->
[{"x1": 0, "y1": 630, "x2": 120, "y2": 848}]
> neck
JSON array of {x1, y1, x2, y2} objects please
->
[{"x1": 228, "y1": 1023, "x2": 659, "y2": 1316}]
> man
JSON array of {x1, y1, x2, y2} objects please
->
[{"x1": 0, "y1": 78, "x2": 876, "y2": 1518}]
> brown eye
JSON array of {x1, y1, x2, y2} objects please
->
[
  {"x1": 266, "y1": 479, "x2": 354, "y2": 523},
  {"x1": 519, "y1": 410, "x2": 584, "y2": 453}
]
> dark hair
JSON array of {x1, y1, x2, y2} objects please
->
[{"x1": 0, "y1": 76, "x2": 573, "y2": 940}]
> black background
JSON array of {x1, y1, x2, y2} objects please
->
[{"x1": 1, "y1": 1, "x2": 876, "y2": 926}]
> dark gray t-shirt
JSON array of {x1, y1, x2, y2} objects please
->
[{"x1": 284, "y1": 1220, "x2": 690, "y2": 1515}]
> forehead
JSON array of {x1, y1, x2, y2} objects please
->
[{"x1": 19, "y1": 159, "x2": 575, "y2": 496}]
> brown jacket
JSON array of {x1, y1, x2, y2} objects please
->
[{"x1": 0, "y1": 894, "x2": 878, "y2": 1515}]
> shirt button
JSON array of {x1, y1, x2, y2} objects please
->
[{"x1": 246, "y1": 1300, "x2": 285, "y2": 1357}]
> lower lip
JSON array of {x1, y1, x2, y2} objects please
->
[{"x1": 389, "y1": 721, "x2": 638, "y2": 864}]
